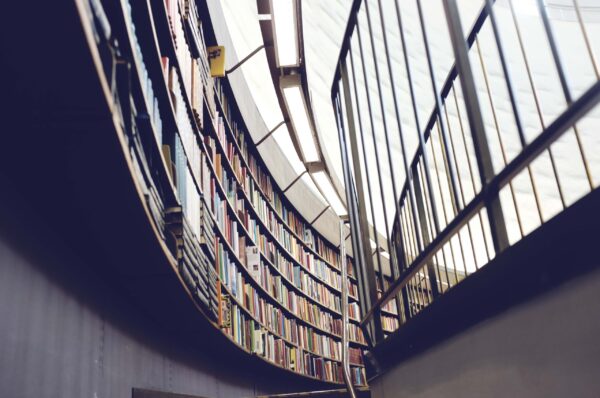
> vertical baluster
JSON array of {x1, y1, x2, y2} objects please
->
[
  {"x1": 348, "y1": 43, "x2": 387, "y2": 302},
  {"x1": 451, "y1": 85, "x2": 491, "y2": 262},
  {"x1": 508, "y1": 0, "x2": 567, "y2": 211},
  {"x1": 535, "y1": 0, "x2": 593, "y2": 191},
  {"x1": 483, "y1": 0, "x2": 544, "y2": 227},
  {"x1": 354, "y1": 14, "x2": 396, "y2": 295},
  {"x1": 474, "y1": 37, "x2": 526, "y2": 238},
  {"x1": 336, "y1": 59, "x2": 384, "y2": 344},
  {"x1": 442, "y1": 95, "x2": 480, "y2": 270},
  {"x1": 393, "y1": 0, "x2": 441, "y2": 243},
  {"x1": 363, "y1": 0, "x2": 411, "y2": 316},
  {"x1": 442, "y1": 0, "x2": 510, "y2": 254},
  {"x1": 436, "y1": 251, "x2": 451, "y2": 293},
  {"x1": 573, "y1": 0, "x2": 599, "y2": 80},
  {"x1": 418, "y1": 160, "x2": 445, "y2": 284},
  {"x1": 415, "y1": 0, "x2": 462, "y2": 216}
]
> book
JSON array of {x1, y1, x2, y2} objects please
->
[{"x1": 246, "y1": 246, "x2": 260, "y2": 280}]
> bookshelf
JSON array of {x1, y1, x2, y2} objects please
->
[
  {"x1": 87, "y1": 0, "x2": 367, "y2": 386},
  {"x1": 376, "y1": 273, "x2": 402, "y2": 335}
]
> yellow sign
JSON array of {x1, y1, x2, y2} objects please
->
[{"x1": 208, "y1": 46, "x2": 225, "y2": 77}]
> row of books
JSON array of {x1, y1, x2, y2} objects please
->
[
  {"x1": 348, "y1": 323, "x2": 366, "y2": 345},
  {"x1": 218, "y1": 242, "x2": 345, "y2": 346},
  {"x1": 247, "y1": 223, "x2": 343, "y2": 313},
  {"x1": 130, "y1": 106, "x2": 167, "y2": 241},
  {"x1": 376, "y1": 276, "x2": 400, "y2": 316},
  {"x1": 246, "y1": 240, "x2": 365, "y2": 345},
  {"x1": 348, "y1": 302, "x2": 361, "y2": 322},
  {"x1": 214, "y1": 79, "x2": 351, "y2": 273},
  {"x1": 101, "y1": 0, "x2": 167, "y2": 239},
  {"x1": 204, "y1": 138, "x2": 351, "y2": 316},
  {"x1": 156, "y1": 1, "x2": 368, "y2": 381},
  {"x1": 250, "y1": 256, "x2": 342, "y2": 315},
  {"x1": 168, "y1": 63, "x2": 202, "y2": 191},
  {"x1": 349, "y1": 347, "x2": 364, "y2": 366},
  {"x1": 244, "y1": 175, "x2": 351, "y2": 293},
  {"x1": 123, "y1": 0, "x2": 163, "y2": 145},
  {"x1": 223, "y1": 301, "x2": 359, "y2": 383},
  {"x1": 165, "y1": 206, "x2": 218, "y2": 319},
  {"x1": 221, "y1": 131, "x2": 343, "y2": 277},
  {"x1": 381, "y1": 315, "x2": 400, "y2": 333},
  {"x1": 351, "y1": 367, "x2": 368, "y2": 386},
  {"x1": 381, "y1": 300, "x2": 398, "y2": 316},
  {"x1": 164, "y1": 0, "x2": 212, "y2": 133}
]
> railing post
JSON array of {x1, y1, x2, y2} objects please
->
[
  {"x1": 411, "y1": 164, "x2": 441, "y2": 298},
  {"x1": 340, "y1": 219, "x2": 358, "y2": 398},
  {"x1": 442, "y1": 0, "x2": 509, "y2": 253},
  {"x1": 335, "y1": 58, "x2": 384, "y2": 345}
]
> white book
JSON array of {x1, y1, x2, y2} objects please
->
[{"x1": 246, "y1": 246, "x2": 260, "y2": 281}]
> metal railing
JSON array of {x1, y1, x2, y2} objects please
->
[{"x1": 331, "y1": 0, "x2": 600, "y2": 346}]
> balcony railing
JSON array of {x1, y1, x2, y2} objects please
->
[{"x1": 331, "y1": 0, "x2": 600, "y2": 346}]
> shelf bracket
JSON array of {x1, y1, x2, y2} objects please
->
[
  {"x1": 282, "y1": 170, "x2": 307, "y2": 193},
  {"x1": 310, "y1": 205, "x2": 330, "y2": 225},
  {"x1": 225, "y1": 41, "x2": 273, "y2": 75},
  {"x1": 256, "y1": 119, "x2": 287, "y2": 147}
]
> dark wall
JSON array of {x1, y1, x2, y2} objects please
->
[
  {"x1": 367, "y1": 189, "x2": 600, "y2": 398},
  {"x1": 370, "y1": 266, "x2": 600, "y2": 398},
  {"x1": 0, "y1": 198, "x2": 263, "y2": 398}
]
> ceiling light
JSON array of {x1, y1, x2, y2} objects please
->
[
  {"x1": 312, "y1": 171, "x2": 347, "y2": 216},
  {"x1": 280, "y1": 75, "x2": 320, "y2": 162},
  {"x1": 270, "y1": 0, "x2": 299, "y2": 67}
]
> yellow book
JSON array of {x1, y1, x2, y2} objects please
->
[
  {"x1": 290, "y1": 347, "x2": 296, "y2": 371},
  {"x1": 208, "y1": 46, "x2": 225, "y2": 77}
]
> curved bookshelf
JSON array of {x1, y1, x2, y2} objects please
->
[
  {"x1": 214, "y1": 91, "x2": 356, "y2": 277},
  {"x1": 88, "y1": 0, "x2": 368, "y2": 386}
]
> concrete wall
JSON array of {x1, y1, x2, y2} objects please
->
[
  {"x1": 0, "y1": 207, "x2": 305, "y2": 398},
  {"x1": 370, "y1": 267, "x2": 600, "y2": 398}
]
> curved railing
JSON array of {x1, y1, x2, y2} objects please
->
[{"x1": 331, "y1": 0, "x2": 600, "y2": 346}]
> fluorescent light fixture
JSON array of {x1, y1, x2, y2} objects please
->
[
  {"x1": 280, "y1": 75, "x2": 320, "y2": 163},
  {"x1": 312, "y1": 171, "x2": 347, "y2": 216},
  {"x1": 270, "y1": 0, "x2": 299, "y2": 67}
]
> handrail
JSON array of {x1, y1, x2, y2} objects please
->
[
  {"x1": 361, "y1": 78, "x2": 600, "y2": 326},
  {"x1": 331, "y1": 0, "x2": 600, "y2": 347},
  {"x1": 340, "y1": 219, "x2": 358, "y2": 398}
]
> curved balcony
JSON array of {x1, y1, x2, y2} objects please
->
[{"x1": 331, "y1": 0, "x2": 600, "y2": 352}]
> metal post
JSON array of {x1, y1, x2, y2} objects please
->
[
  {"x1": 411, "y1": 164, "x2": 440, "y2": 298},
  {"x1": 442, "y1": 0, "x2": 509, "y2": 253},
  {"x1": 336, "y1": 58, "x2": 384, "y2": 344},
  {"x1": 347, "y1": 45, "x2": 386, "y2": 310},
  {"x1": 415, "y1": 0, "x2": 462, "y2": 215},
  {"x1": 340, "y1": 219, "x2": 358, "y2": 398}
]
